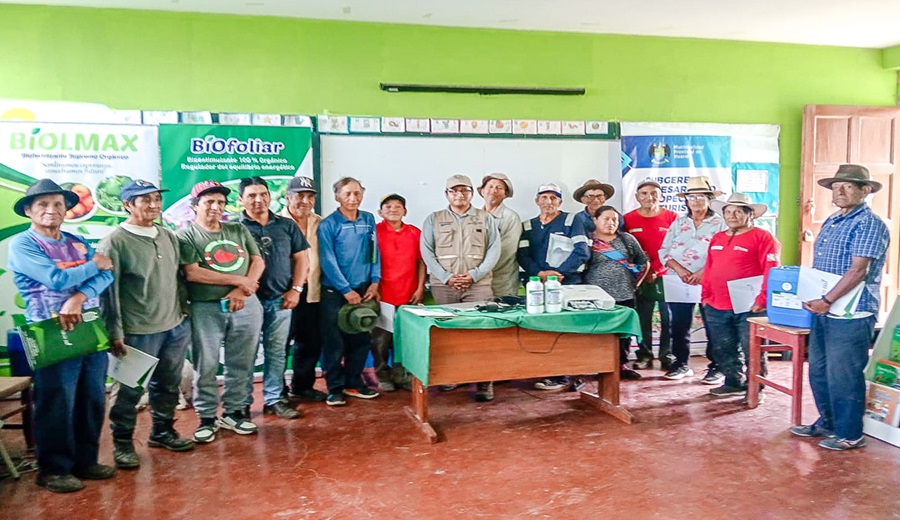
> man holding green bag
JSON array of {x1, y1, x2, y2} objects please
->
[{"x1": 7, "y1": 179, "x2": 116, "y2": 493}]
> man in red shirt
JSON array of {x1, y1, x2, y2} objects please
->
[
  {"x1": 623, "y1": 180, "x2": 677, "y2": 371},
  {"x1": 371, "y1": 194, "x2": 425, "y2": 392},
  {"x1": 701, "y1": 193, "x2": 780, "y2": 398}
]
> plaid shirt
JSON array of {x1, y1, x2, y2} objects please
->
[{"x1": 812, "y1": 203, "x2": 889, "y2": 315}]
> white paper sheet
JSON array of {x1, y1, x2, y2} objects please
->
[
  {"x1": 726, "y1": 275, "x2": 764, "y2": 314},
  {"x1": 796, "y1": 266, "x2": 865, "y2": 317},
  {"x1": 377, "y1": 302, "x2": 396, "y2": 332},
  {"x1": 546, "y1": 233, "x2": 575, "y2": 268},
  {"x1": 108, "y1": 346, "x2": 159, "y2": 389},
  {"x1": 662, "y1": 274, "x2": 701, "y2": 303},
  {"x1": 402, "y1": 307, "x2": 456, "y2": 318}
]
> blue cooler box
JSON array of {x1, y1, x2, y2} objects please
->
[{"x1": 766, "y1": 267, "x2": 813, "y2": 328}]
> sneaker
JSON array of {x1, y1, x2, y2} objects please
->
[
  {"x1": 742, "y1": 392, "x2": 766, "y2": 405},
  {"x1": 148, "y1": 430, "x2": 195, "y2": 452},
  {"x1": 632, "y1": 358, "x2": 653, "y2": 370},
  {"x1": 193, "y1": 418, "x2": 219, "y2": 444},
  {"x1": 474, "y1": 382, "x2": 494, "y2": 402},
  {"x1": 534, "y1": 377, "x2": 568, "y2": 391},
  {"x1": 264, "y1": 401, "x2": 302, "y2": 419},
  {"x1": 377, "y1": 381, "x2": 396, "y2": 392},
  {"x1": 218, "y1": 413, "x2": 258, "y2": 435},
  {"x1": 819, "y1": 436, "x2": 866, "y2": 451},
  {"x1": 709, "y1": 384, "x2": 746, "y2": 397},
  {"x1": 326, "y1": 393, "x2": 347, "y2": 406},
  {"x1": 620, "y1": 367, "x2": 642, "y2": 380},
  {"x1": 569, "y1": 378, "x2": 587, "y2": 392},
  {"x1": 72, "y1": 464, "x2": 116, "y2": 481},
  {"x1": 439, "y1": 384, "x2": 459, "y2": 392},
  {"x1": 343, "y1": 387, "x2": 380, "y2": 399},
  {"x1": 663, "y1": 365, "x2": 694, "y2": 380},
  {"x1": 36, "y1": 474, "x2": 84, "y2": 493},
  {"x1": 113, "y1": 439, "x2": 140, "y2": 469},
  {"x1": 290, "y1": 388, "x2": 328, "y2": 402},
  {"x1": 701, "y1": 368, "x2": 725, "y2": 385},
  {"x1": 789, "y1": 424, "x2": 835, "y2": 438}
]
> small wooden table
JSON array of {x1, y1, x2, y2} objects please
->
[
  {"x1": 0, "y1": 376, "x2": 34, "y2": 479},
  {"x1": 746, "y1": 317, "x2": 809, "y2": 425}
]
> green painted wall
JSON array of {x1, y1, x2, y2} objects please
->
[
  {"x1": 1, "y1": 5, "x2": 897, "y2": 263},
  {"x1": 884, "y1": 45, "x2": 900, "y2": 69}
]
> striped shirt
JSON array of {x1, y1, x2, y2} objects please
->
[{"x1": 812, "y1": 203, "x2": 889, "y2": 315}]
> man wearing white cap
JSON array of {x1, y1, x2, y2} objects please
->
[
  {"x1": 421, "y1": 174, "x2": 500, "y2": 401},
  {"x1": 517, "y1": 183, "x2": 591, "y2": 391},
  {"x1": 478, "y1": 173, "x2": 522, "y2": 297}
]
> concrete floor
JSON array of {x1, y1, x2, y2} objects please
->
[{"x1": 2, "y1": 358, "x2": 899, "y2": 520}]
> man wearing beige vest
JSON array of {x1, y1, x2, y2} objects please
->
[{"x1": 421, "y1": 174, "x2": 501, "y2": 401}]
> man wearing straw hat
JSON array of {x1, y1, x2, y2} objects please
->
[
  {"x1": 7, "y1": 179, "x2": 115, "y2": 493},
  {"x1": 572, "y1": 179, "x2": 615, "y2": 234},
  {"x1": 478, "y1": 173, "x2": 522, "y2": 297},
  {"x1": 701, "y1": 192, "x2": 780, "y2": 398},
  {"x1": 792, "y1": 164, "x2": 889, "y2": 451}
]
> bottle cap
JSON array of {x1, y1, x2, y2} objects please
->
[
  {"x1": 529, "y1": 276, "x2": 540, "y2": 281},
  {"x1": 547, "y1": 276, "x2": 558, "y2": 281}
]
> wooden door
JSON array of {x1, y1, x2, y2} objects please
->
[{"x1": 799, "y1": 105, "x2": 900, "y2": 317}]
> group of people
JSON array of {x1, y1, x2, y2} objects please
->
[{"x1": 7, "y1": 163, "x2": 888, "y2": 493}]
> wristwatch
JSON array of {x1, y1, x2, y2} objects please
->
[{"x1": 292, "y1": 285, "x2": 304, "y2": 293}]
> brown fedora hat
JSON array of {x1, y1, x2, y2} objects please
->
[
  {"x1": 573, "y1": 179, "x2": 614, "y2": 202},
  {"x1": 817, "y1": 164, "x2": 882, "y2": 193}
]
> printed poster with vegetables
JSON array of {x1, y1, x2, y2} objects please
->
[
  {"x1": 158, "y1": 125, "x2": 313, "y2": 228},
  {"x1": 0, "y1": 122, "x2": 160, "y2": 346}
]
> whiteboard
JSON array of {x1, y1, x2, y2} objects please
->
[{"x1": 319, "y1": 135, "x2": 622, "y2": 229}]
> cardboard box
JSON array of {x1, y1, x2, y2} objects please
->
[
  {"x1": 865, "y1": 382, "x2": 900, "y2": 428},
  {"x1": 873, "y1": 359, "x2": 900, "y2": 389}
]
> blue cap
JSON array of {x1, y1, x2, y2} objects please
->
[{"x1": 120, "y1": 179, "x2": 168, "y2": 202}]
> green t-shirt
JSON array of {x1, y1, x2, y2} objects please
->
[{"x1": 177, "y1": 221, "x2": 261, "y2": 302}]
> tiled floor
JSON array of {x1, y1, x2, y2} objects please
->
[{"x1": 1, "y1": 358, "x2": 899, "y2": 519}]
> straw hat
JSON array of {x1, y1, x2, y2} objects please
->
[
  {"x1": 710, "y1": 193, "x2": 767, "y2": 219},
  {"x1": 676, "y1": 176, "x2": 724, "y2": 198},
  {"x1": 478, "y1": 173, "x2": 514, "y2": 198}
]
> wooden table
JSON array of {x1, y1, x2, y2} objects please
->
[
  {"x1": 0, "y1": 376, "x2": 34, "y2": 479},
  {"x1": 746, "y1": 317, "x2": 809, "y2": 425},
  {"x1": 405, "y1": 325, "x2": 633, "y2": 442}
]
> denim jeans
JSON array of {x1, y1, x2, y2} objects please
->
[
  {"x1": 698, "y1": 305, "x2": 717, "y2": 369},
  {"x1": 190, "y1": 295, "x2": 263, "y2": 419},
  {"x1": 109, "y1": 319, "x2": 191, "y2": 439},
  {"x1": 636, "y1": 297, "x2": 672, "y2": 363},
  {"x1": 321, "y1": 285, "x2": 372, "y2": 393},
  {"x1": 702, "y1": 305, "x2": 766, "y2": 388},
  {"x1": 32, "y1": 350, "x2": 108, "y2": 476},
  {"x1": 289, "y1": 290, "x2": 321, "y2": 393},
  {"x1": 246, "y1": 296, "x2": 292, "y2": 407},
  {"x1": 667, "y1": 302, "x2": 696, "y2": 367},
  {"x1": 808, "y1": 314, "x2": 875, "y2": 440}
]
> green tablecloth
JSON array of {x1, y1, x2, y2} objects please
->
[{"x1": 393, "y1": 306, "x2": 641, "y2": 386}]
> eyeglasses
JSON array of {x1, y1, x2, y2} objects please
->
[
  {"x1": 583, "y1": 194, "x2": 605, "y2": 200},
  {"x1": 446, "y1": 188, "x2": 473, "y2": 196},
  {"x1": 685, "y1": 194, "x2": 708, "y2": 201}
]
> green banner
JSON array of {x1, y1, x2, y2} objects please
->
[{"x1": 159, "y1": 125, "x2": 313, "y2": 228}]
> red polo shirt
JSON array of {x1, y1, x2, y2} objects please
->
[
  {"x1": 623, "y1": 208, "x2": 677, "y2": 275},
  {"x1": 701, "y1": 227, "x2": 781, "y2": 311},
  {"x1": 376, "y1": 220, "x2": 422, "y2": 306}
]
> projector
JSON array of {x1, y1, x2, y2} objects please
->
[{"x1": 560, "y1": 285, "x2": 616, "y2": 311}]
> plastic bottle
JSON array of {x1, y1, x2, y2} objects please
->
[
  {"x1": 544, "y1": 276, "x2": 563, "y2": 313},
  {"x1": 526, "y1": 276, "x2": 545, "y2": 314}
]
